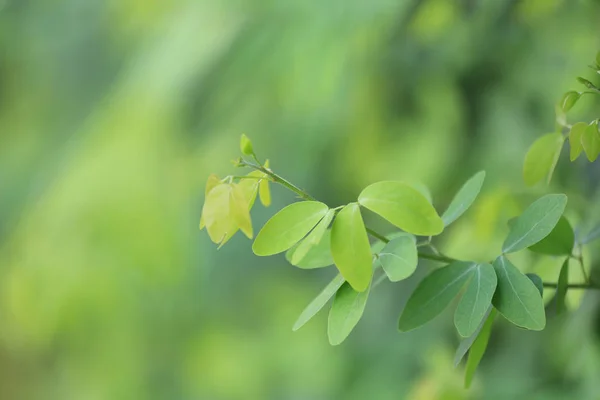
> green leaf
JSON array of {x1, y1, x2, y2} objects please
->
[
  {"x1": 230, "y1": 183, "x2": 253, "y2": 239},
  {"x1": 398, "y1": 261, "x2": 475, "y2": 332},
  {"x1": 581, "y1": 121, "x2": 600, "y2": 162},
  {"x1": 556, "y1": 259, "x2": 569, "y2": 315},
  {"x1": 330, "y1": 203, "x2": 373, "y2": 292},
  {"x1": 290, "y1": 209, "x2": 336, "y2": 265},
  {"x1": 454, "y1": 263, "x2": 497, "y2": 337},
  {"x1": 327, "y1": 281, "x2": 370, "y2": 345},
  {"x1": 286, "y1": 230, "x2": 334, "y2": 269},
  {"x1": 464, "y1": 309, "x2": 497, "y2": 389},
  {"x1": 442, "y1": 171, "x2": 486, "y2": 226},
  {"x1": 528, "y1": 216, "x2": 574, "y2": 256},
  {"x1": 240, "y1": 133, "x2": 254, "y2": 155},
  {"x1": 358, "y1": 181, "x2": 444, "y2": 236},
  {"x1": 525, "y1": 273, "x2": 544, "y2": 296},
  {"x1": 454, "y1": 307, "x2": 492, "y2": 367},
  {"x1": 292, "y1": 274, "x2": 345, "y2": 331},
  {"x1": 199, "y1": 174, "x2": 222, "y2": 230},
  {"x1": 560, "y1": 91, "x2": 581, "y2": 112},
  {"x1": 522, "y1": 133, "x2": 564, "y2": 186},
  {"x1": 492, "y1": 256, "x2": 546, "y2": 330},
  {"x1": 569, "y1": 122, "x2": 587, "y2": 161},
  {"x1": 502, "y1": 194, "x2": 568, "y2": 253},
  {"x1": 202, "y1": 184, "x2": 239, "y2": 246},
  {"x1": 253, "y1": 201, "x2": 329, "y2": 256},
  {"x1": 375, "y1": 236, "x2": 418, "y2": 282}
]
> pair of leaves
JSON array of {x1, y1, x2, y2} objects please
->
[
  {"x1": 523, "y1": 132, "x2": 564, "y2": 187},
  {"x1": 398, "y1": 262, "x2": 496, "y2": 338}
]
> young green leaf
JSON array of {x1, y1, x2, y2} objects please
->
[
  {"x1": 199, "y1": 174, "x2": 222, "y2": 230},
  {"x1": 581, "y1": 121, "x2": 600, "y2": 162},
  {"x1": 292, "y1": 274, "x2": 345, "y2": 331},
  {"x1": 454, "y1": 306, "x2": 492, "y2": 367},
  {"x1": 522, "y1": 133, "x2": 564, "y2": 187},
  {"x1": 375, "y1": 235, "x2": 418, "y2": 282},
  {"x1": 240, "y1": 133, "x2": 254, "y2": 155},
  {"x1": 253, "y1": 201, "x2": 329, "y2": 256},
  {"x1": 398, "y1": 262, "x2": 476, "y2": 332},
  {"x1": 442, "y1": 171, "x2": 486, "y2": 226},
  {"x1": 569, "y1": 122, "x2": 587, "y2": 161},
  {"x1": 358, "y1": 181, "x2": 444, "y2": 236},
  {"x1": 525, "y1": 273, "x2": 544, "y2": 296},
  {"x1": 560, "y1": 91, "x2": 581, "y2": 112},
  {"x1": 202, "y1": 184, "x2": 239, "y2": 246},
  {"x1": 502, "y1": 194, "x2": 568, "y2": 253},
  {"x1": 230, "y1": 183, "x2": 253, "y2": 239},
  {"x1": 330, "y1": 203, "x2": 373, "y2": 292},
  {"x1": 327, "y1": 281, "x2": 370, "y2": 345},
  {"x1": 454, "y1": 263, "x2": 497, "y2": 338},
  {"x1": 492, "y1": 256, "x2": 546, "y2": 330},
  {"x1": 528, "y1": 216, "x2": 574, "y2": 256},
  {"x1": 556, "y1": 259, "x2": 569, "y2": 314},
  {"x1": 464, "y1": 309, "x2": 497, "y2": 389},
  {"x1": 259, "y1": 159, "x2": 271, "y2": 206},
  {"x1": 290, "y1": 209, "x2": 336, "y2": 265},
  {"x1": 286, "y1": 230, "x2": 334, "y2": 269}
]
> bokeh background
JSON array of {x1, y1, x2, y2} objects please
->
[{"x1": 2, "y1": 0, "x2": 600, "y2": 399}]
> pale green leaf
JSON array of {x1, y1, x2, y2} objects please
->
[
  {"x1": 556, "y1": 259, "x2": 569, "y2": 314},
  {"x1": 569, "y1": 122, "x2": 587, "y2": 161},
  {"x1": 328, "y1": 281, "x2": 370, "y2": 345},
  {"x1": 240, "y1": 133, "x2": 254, "y2": 155},
  {"x1": 398, "y1": 261, "x2": 476, "y2": 332},
  {"x1": 290, "y1": 209, "x2": 336, "y2": 265},
  {"x1": 230, "y1": 183, "x2": 253, "y2": 239},
  {"x1": 202, "y1": 184, "x2": 239, "y2": 246},
  {"x1": 582, "y1": 121, "x2": 600, "y2": 162},
  {"x1": 560, "y1": 91, "x2": 581, "y2": 112},
  {"x1": 330, "y1": 203, "x2": 373, "y2": 292},
  {"x1": 375, "y1": 236, "x2": 418, "y2": 282},
  {"x1": 292, "y1": 274, "x2": 345, "y2": 331},
  {"x1": 199, "y1": 174, "x2": 222, "y2": 230},
  {"x1": 442, "y1": 171, "x2": 486, "y2": 226},
  {"x1": 528, "y1": 216, "x2": 574, "y2": 256},
  {"x1": 358, "y1": 181, "x2": 444, "y2": 236},
  {"x1": 464, "y1": 309, "x2": 497, "y2": 389},
  {"x1": 492, "y1": 256, "x2": 546, "y2": 330},
  {"x1": 285, "y1": 230, "x2": 334, "y2": 269},
  {"x1": 259, "y1": 159, "x2": 271, "y2": 206},
  {"x1": 502, "y1": 194, "x2": 567, "y2": 253},
  {"x1": 523, "y1": 133, "x2": 564, "y2": 186},
  {"x1": 454, "y1": 263, "x2": 497, "y2": 337},
  {"x1": 252, "y1": 201, "x2": 329, "y2": 256}
]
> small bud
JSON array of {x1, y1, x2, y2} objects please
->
[
  {"x1": 231, "y1": 157, "x2": 244, "y2": 167},
  {"x1": 560, "y1": 91, "x2": 581, "y2": 113},
  {"x1": 240, "y1": 134, "x2": 254, "y2": 156}
]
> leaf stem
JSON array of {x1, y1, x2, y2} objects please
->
[{"x1": 542, "y1": 282, "x2": 600, "y2": 290}]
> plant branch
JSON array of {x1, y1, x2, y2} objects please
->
[{"x1": 542, "y1": 282, "x2": 600, "y2": 290}]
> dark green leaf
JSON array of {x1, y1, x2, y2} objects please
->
[
  {"x1": 502, "y1": 194, "x2": 567, "y2": 253},
  {"x1": 454, "y1": 307, "x2": 492, "y2": 367},
  {"x1": 454, "y1": 263, "x2": 497, "y2": 337},
  {"x1": 528, "y1": 216, "x2": 574, "y2": 256},
  {"x1": 375, "y1": 236, "x2": 418, "y2": 282},
  {"x1": 525, "y1": 273, "x2": 544, "y2": 296},
  {"x1": 398, "y1": 262, "x2": 475, "y2": 332},
  {"x1": 492, "y1": 256, "x2": 546, "y2": 330},
  {"x1": 442, "y1": 171, "x2": 486, "y2": 226},
  {"x1": 328, "y1": 282, "x2": 370, "y2": 345},
  {"x1": 464, "y1": 309, "x2": 497, "y2": 389},
  {"x1": 292, "y1": 274, "x2": 345, "y2": 331},
  {"x1": 556, "y1": 259, "x2": 569, "y2": 314}
]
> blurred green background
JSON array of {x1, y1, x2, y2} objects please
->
[{"x1": 2, "y1": 0, "x2": 600, "y2": 399}]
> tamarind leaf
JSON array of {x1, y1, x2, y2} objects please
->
[
  {"x1": 442, "y1": 171, "x2": 486, "y2": 226},
  {"x1": 502, "y1": 194, "x2": 567, "y2": 253},
  {"x1": 528, "y1": 216, "x2": 574, "y2": 256},
  {"x1": 492, "y1": 256, "x2": 546, "y2": 330},
  {"x1": 289, "y1": 209, "x2": 336, "y2": 266},
  {"x1": 569, "y1": 122, "x2": 587, "y2": 161},
  {"x1": 375, "y1": 235, "x2": 418, "y2": 282},
  {"x1": 464, "y1": 309, "x2": 497, "y2": 388},
  {"x1": 454, "y1": 263, "x2": 497, "y2": 337},
  {"x1": 398, "y1": 261, "x2": 476, "y2": 332},
  {"x1": 556, "y1": 259, "x2": 569, "y2": 314},
  {"x1": 252, "y1": 201, "x2": 329, "y2": 256},
  {"x1": 330, "y1": 203, "x2": 373, "y2": 292},
  {"x1": 328, "y1": 281, "x2": 370, "y2": 345},
  {"x1": 358, "y1": 181, "x2": 444, "y2": 236},
  {"x1": 522, "y1": 133, "x2": 564, "y2": 187},
  {"x1": 292, "y1": 273, "x2": 345, "y2": 331},
  {"x1": 581, "y1": 121, "x2": 600, "y2": 162}
]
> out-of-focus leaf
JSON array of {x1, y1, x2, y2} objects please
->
[
  {"x1": 292, "y1": 274, "x2": 345, "y2": 331},
  {"x1": 289, "y1": 209, "x2": 335, "y2": 265},
  {"x1": 569, "y1": 122, "x2": 587, "y2": 161},
  {"x1": 330, "y1": 203, "x2": 373, "y2": 292},
  {"x1": 502, "y1": 194, "x2": 567, "y2": 253},
  {"x1": 560, "y1": 91, "x2": 581, "y2": 112},
  {"x1": 202, "y1": 183, "x2": 239, "y2": 246},
  {"x1": 252, "y1": 201, "x2": 329, "y2": 256},
  {"x1": 398, "y1": 262, "x2": 475, "y2": 332},
  {"x1": 454, "y1": 306, "x2": 492, "y2": 367},
  {"x1": 528, "y1": 216, "x2": 574, "y2": 256},
  {"x1": 442, "y1": 171, "x2": 486, "y2": 226},
  {"x1": 556, "y1": 259, "x2": 569, "y2": 314},
  {"x1": 375, "y1": 235, "x2": 418, "y2": 282},
  {"x1": 464, "y1": 309, "x2": 497, "y2": 388},
  {"x1": 240, "y1": 133, "x2": 254, "y2": 155},
  {"x1": 199, "y1": 174, "x2": 222, "y2": 230},
  {"x1": 492, "y1": 256, "x2": 546, "y2": 330},
  {"x1": 358, "y1": 181, "x2": 444, "y2": 236},
  {"x1": 581, "y1": 121, "x2": 600, "y2": 162},
  {"x1": 327, "y1": 281, "x2": 370, "y2": 345},
  {"x1": 454, "y1": 263, "x2": 497, "y2": 337},
  {"x1": 522, "y1": 133, "x2": 563, "y2": 186},
  {"x1": 526, "y1": 273, "x2": 544, "y2": 296},
  {"x1": 230, "y1": 183, "x2": 253, "y2": 239}
]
